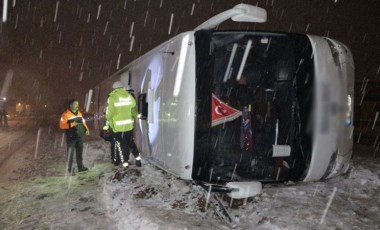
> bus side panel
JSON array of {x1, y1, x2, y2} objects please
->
[
  {"x1": 127, "y1": 32, "x2": 196, "y2": 180},
  {"x1": 304, "y1": 35, "x2": 342, "y2": 181}
]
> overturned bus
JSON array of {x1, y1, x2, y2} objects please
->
[{"x1": 88, "y1": 4, "x2": 354, "y2": 199}]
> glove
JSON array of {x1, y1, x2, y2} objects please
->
[{"x1": 100, "y1": 129, "x2": 112, "y2": 141}]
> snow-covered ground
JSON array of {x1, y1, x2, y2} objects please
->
[{"x1": 0, "y1": 121, "x2": 379, "y2": 229}]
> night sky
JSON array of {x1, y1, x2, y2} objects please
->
[{"x1": 0, "y1": 0, "x2": 379, "y2": 144}]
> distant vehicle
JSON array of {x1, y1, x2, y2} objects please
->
[{"x1": 88, "y1": 4, "x2": 354, "y2": 199}]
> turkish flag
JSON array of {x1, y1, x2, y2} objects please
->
[{"x1": 211, "y1": 93, "x2": 242, "y2": 127}]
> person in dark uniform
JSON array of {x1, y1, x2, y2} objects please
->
[{"x1": 59, "y1": 99, "x2": 90, "y2": 175}]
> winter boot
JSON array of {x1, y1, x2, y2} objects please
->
[
  {"x1": 68, "y1": 168, "x2": 75, "y2": 176},
  {"x1": 78, "y1": 166, "x2": 88, "y2": 172},
  {"x1": 136, "y1": 160, "x2": 141, "y2": 167},
  {"x1": 135, "y1": 156, "x2": 142, "y2": 167}
]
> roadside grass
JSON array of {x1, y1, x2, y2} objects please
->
[{"x1": 0, "y1": 163, "x2": 113, "y2": 229}]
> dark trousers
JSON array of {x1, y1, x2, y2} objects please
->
[
  {"x1": 112, "y1": 131, "x2": 139, "y2": 165},
  {"x1": 66, "y1": 138, "x2": 84, "y2": 172}
]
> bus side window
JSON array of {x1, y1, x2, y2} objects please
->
[{"x1": 138, "y1": 93, "x2": 148, "y2": 119}]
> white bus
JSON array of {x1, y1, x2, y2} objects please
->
[{"x1": 89, "y1": 4, "x2": 354, "y2": 198}]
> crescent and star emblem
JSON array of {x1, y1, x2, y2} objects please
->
[{"x1": 215, "y1": 105, "x2": 225, "y2": 115}]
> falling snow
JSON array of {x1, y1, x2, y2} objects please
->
[{"x1": 0, "y1": 0, "x2": 379, "y2": 229}]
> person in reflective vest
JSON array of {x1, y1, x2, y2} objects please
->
[
  {"x1": 59, "y1": 99, "x2": 90, "y2": 175},
  {"x1": 103, "y1": 81, "x2": 141, "y2": 169}
]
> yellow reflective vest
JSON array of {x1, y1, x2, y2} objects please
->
[{"x1": 105, "y1": 87, "x2": 137, "y2": 132}]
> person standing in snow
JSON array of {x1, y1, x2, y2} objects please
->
[
  {"x1": 59, "y1": 99, "x2": 90, "y2": 175},
  {"x1": 0, "y1": 97, "x2": 8, "y2": 131},
  {"x1": 103, "y1": 81, "x2": 141, "y2": 169}
]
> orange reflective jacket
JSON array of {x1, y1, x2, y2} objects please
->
[{"x1": 59, "y1": 109, "x2": 89, "y2": 131}]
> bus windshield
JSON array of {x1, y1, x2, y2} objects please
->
[{"x1": 193, "y1": 31, "x2": 314, "y2": 183}]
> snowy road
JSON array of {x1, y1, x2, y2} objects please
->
[
  {"x1": 0, "y1": 122, "x2": 379, "y2": 229},
  {"x1": 0, "y1": 119, "x2": 30, "y2": 151},
  {"x1": 0, "y1": 119, "x2": 40, "y2": 182}
]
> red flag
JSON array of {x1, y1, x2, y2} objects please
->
[{"x1": 211, "y1": 93, "x2": 242, "y2": 127}]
